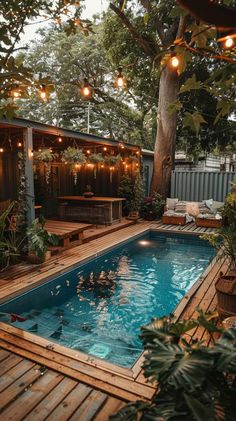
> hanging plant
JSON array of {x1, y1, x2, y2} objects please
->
[
  {"x1": 34, "y1": 148, "x2": 58, "y2": 184},
  {"x1": 88, "y1": 153, "x2": 104, "y2": 178},
  {"x1": 61, "y1": 147, "x2": 86, "y2": 185},
  {"x1": 104, "y1": 154, "x2": 122, "y2": 182},
  {"x1": 128, "y1": 154, "x2": 139, "y2": 164}
]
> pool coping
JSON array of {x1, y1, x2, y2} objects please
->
[{"x1": 0, "y1": 222, "x2": 218, "y2": 400}]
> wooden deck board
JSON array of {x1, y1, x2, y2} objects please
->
[{"x1": 0, "y1": 220, "x2": 229, "y2": 420}]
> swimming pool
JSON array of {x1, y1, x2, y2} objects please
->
[{"x1": 0, "y1": 232, "x2": 215, "y2": 367}]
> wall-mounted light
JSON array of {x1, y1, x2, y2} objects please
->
[
  {"x1": 114, "y1": 67, "x2": 125, "y2": 88},
  {"x1": 80, "y1": 78, "x2": 93, "y2": 99}
]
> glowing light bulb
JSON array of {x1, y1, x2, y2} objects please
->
[
  {"x1": 170, "y1": 56, "x2": 179, "y2": 68},
  {"x1": 103, "y1": 147, "x2": 107, "y2": 151},
  {"x1": 17, "y1": 142, "x2": 22, "y2": 147},
  {"x1": 0, "y1": 148, "x2": 4, "y2": 153},
  {"x1": 39, "y1": 84, "x2": 47, "y2": 100},
  {"x1": 86, "y1": 149, "x2": 90, "y2": 154},
  {"x1": 224, "y1": 36, "x2": 233, "y2": 48},
  {"x1": 83, "y1": 87, "x2": 90, "y2": 96},
  {"x1": 58, "y1": 137, "x2": 62, "y2": 143},
  {"x1": 117, "y1": 76, "x2": 124, "y2": 87},
  {"x1": 12, "y1": 90, "x2": 20, "y2": 98}
]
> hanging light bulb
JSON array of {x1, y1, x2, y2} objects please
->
[
  {"x1": 103, "y1": 146, "x2": 107, "y2": 151},
  {"x1": 58, "y1": 137, "x2": 63, "y2": 143},
  {"x1": 17, "y1": 142, "x2": 22, "y2": 147},
  {"x1": 39, "y1": 84, "x2": 47, "y2": 100},
  {"x1": 217, "y1": 31, "x2": 236, "y2": 49},
  {"x1": 0, "y1": 148, "x2": 4, "y2": 153},
  {"x1": 114, "y1": 67, "x2": 125, "y2": 88},
  {"x1": 80, "y1": 78, "x2": 93, "y2": 98},
  {"x1": 170, "y1": 55, "x2": 179, "y2": 69},
  {"x1": 11, "y1": 88, "x2": 21, "y2": 99}
]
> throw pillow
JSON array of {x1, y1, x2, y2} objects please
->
[{"x1": 166, "y1": 198, "x2": 179, "y2": 210}]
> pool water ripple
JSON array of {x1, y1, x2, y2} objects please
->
[{"x1": 0, "y1": 232, "x2": 215, "y2": 367}]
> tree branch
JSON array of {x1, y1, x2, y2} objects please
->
[
  {"x1": 109, "y1": 2, "x2": 156, "y2": 59},
  {"x1": 139, "y1": 0, "x2": 165, "y2": 43}
]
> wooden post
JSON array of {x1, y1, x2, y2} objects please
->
[{"x1": 23, "y1": 127, "x2": 35, "y2": 226}]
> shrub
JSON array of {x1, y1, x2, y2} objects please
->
[{"x1": 111, "y1": 311, "x2": 236, "y2": 421}]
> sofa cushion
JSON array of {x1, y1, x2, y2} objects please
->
[
  {"x1": 211, "y1": 201, "x2": 224, "y2": 213},
  {"x1": 174, "y1": 201, "x2": 187, "y2": 214},
  {"x1": 166, "y1": 197, "x2": 179, "y2": 210}
]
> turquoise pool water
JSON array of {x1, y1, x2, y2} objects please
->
[{"x1": 0, "y1": 232, "x2": 215, "y2": 367}]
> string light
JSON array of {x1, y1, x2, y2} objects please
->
[
  {"x1": 30, "y1": 150, "x2": 34, "y2": 157},
  {"x1": 39, "y1": 84, "x2": 47, "y2": 100},
  {"x1": 80, "y1": 78, "x2": 93, "y2": 99},
  {"x1": 114, "y1": 67, "x2": 125, "y2": 88},
  {"x1": 58, "y1": 137, "x2": 63, "y2": 143},
  {"x1": 11, "y1": 89, "x2": 21, "y2": 99},
  {"x1": 170, "y1": 55, "x2": 179, "y2": 68},
  {"x1": 17, "y1": 142, "x2": 22, "y2": 147},
  {"x1": 0, "y1": 148, "x2": 4, "y2": 153},
  {"x1": 86, "y1": 149, "x2": 91, "y2": 154},
  {"x1": 103, "y1": 147, "x2": 107, "y2": 151},
  {"x1": 217, "y1": 32, "x2": 236, "y2": 49}
]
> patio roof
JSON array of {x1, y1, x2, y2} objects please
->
[{"x1": 0, "y1": 117, "x2": 139, "y2": 151}]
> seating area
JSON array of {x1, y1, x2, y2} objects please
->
[{"x1": 162, "y1": 198, "x2": 224, "y2": 228}]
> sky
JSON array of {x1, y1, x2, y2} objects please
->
[
  {"x1": 81, "y1": 0, "x2": 109, "y2": 19},
  {"x1": 20, "y1": 0, "x2": 109, "y2": 45}
]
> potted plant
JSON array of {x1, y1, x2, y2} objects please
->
[
  {"x1": 104, "y1": 154, "x2": 122, "y2": 182},
  {"x1": 203, "y1": 182, "x2": 236, "y2": 319},
  {"x1": 141, "y1": 192, "x2": 165, "y2": 220},
  {"x1": 34, "y1": 148, "x2": 58, "y2": 184},
  {"x1": 26, "y1": 218, "x2": 59, "y2": 264},
  {"x1": 112, "y1": 311, "x2": 236, "y2": 420},
  {"x1": 61, "y1": 147, "x2": 87, "y2": 184},
  {"x1": 83, "y1": 184, "x2": 94, "y2": 198},
  {"x1": 118, "y1": 174, "x2": 134, "y2": 216},
  {"x1": 127, "y1": 171, "x2": 144, "y2": 221},
  {"x1": 88, "y1": 153, "x2": 104, "y2": 178}
]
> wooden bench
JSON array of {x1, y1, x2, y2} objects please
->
[{"x1": 44, "y1": 220, "x2": 92, "y2": 249}]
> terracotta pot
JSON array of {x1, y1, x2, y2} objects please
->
[{"x1": 215, "y1": 273, "x2": 236, "y2": 319}]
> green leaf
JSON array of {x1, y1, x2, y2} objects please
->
[
  {"x1": 184, "y1": 393, "x2": 213, "y2": 421},
  {"x1": 180, "y1": 74, "x2": 202, "y2": 94},
  {"x1": 183, "y1": 111, "x2": 207, "y2": 134},
  {"x1": 143, "y1": 13, "x2": 149, "y2": 25},
  {"x1": 167, "y1": 100, "x2": 183, "y2": 114}
]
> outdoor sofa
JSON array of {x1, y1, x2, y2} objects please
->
[{"x1": 162, "y1": 198, "x2": 224, "y2": 227}]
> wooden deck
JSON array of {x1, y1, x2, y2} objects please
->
[{"x1": 0, "y1": 220, "x2": 229, "y2": 420}]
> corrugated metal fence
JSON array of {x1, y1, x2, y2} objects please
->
[{"x1": 171, "y1": 171, "x2": 236, "y2": 202}]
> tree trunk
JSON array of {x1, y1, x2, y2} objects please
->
[{"x1": 150, "y1": 66, "x2": 179, "y2": 197}]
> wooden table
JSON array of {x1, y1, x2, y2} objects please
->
[
  {"x1": 44, "y1": 220, "x2": 92, "y2": 249},
  {"x1": 57, "y1": 196, "x2": 126, "y2": 225}
]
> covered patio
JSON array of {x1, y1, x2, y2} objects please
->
[{"x1": 0, "y1": 117, "x2": 140, "y2": 225}]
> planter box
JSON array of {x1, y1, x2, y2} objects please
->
[
  {"x1": 162, "y1": 215, "x2": 186, "y2": 225},
  {"x1": 196, "y1": 218, "x2": 222, "y2": 228},
  {"x1": 215, "y1": 274, "x2": 236, "y2": 319}
]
